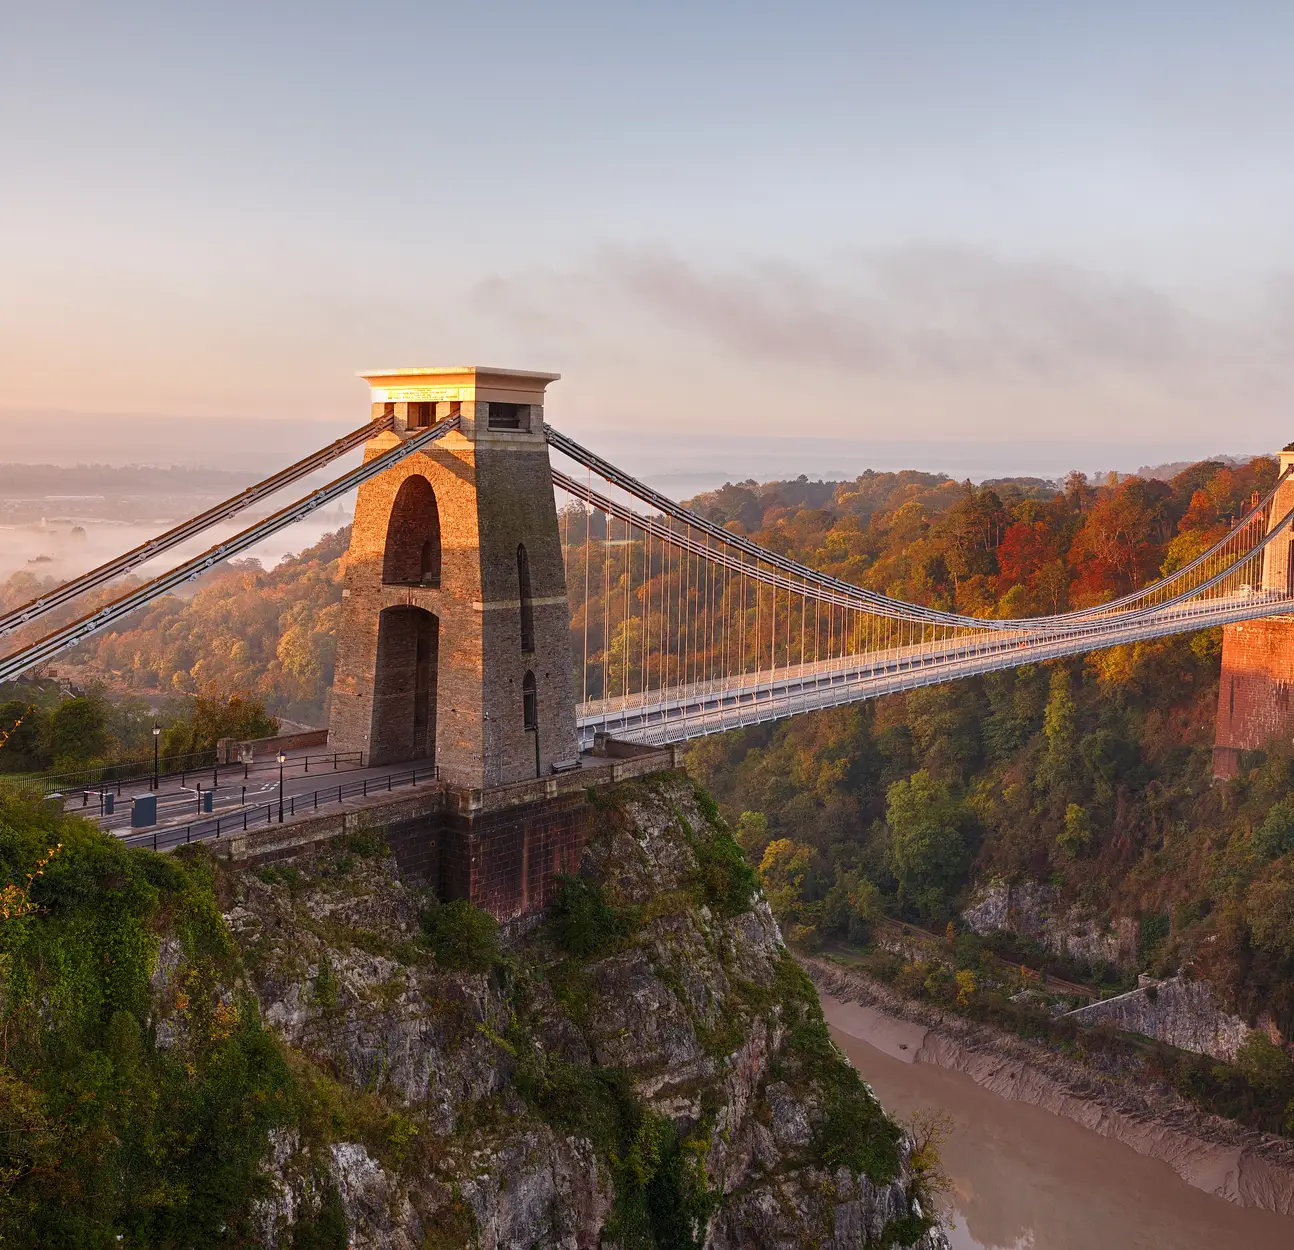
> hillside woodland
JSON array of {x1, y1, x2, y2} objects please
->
[{"x1": 671, "y1": 460, "x2": 1294, "y2": 1051}]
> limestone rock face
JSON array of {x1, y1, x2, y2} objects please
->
[
  {"x1": 963, "y1": 880, "x2": 1139, "y2": 968},
  {"x1": 222, "y1": 774, "x2": 947, "y2": 1248}
]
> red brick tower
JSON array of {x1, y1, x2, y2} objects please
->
[
  {"x1": 328, "y1": 367, "x2": 579, "y2": 788},
  {"x1": 1213, "y1": 445, "x2": 1294, "y2": 778}
]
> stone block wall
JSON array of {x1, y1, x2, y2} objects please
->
[
  {"x1": 1213, "y1": 617, "x2": 1294, "y2": 778},
  {"x1": 381, "y1": 796, "x2": 592, "y2": 921},
  {"x1": 459, "y1": 793, "x2": 590, "y2": 922},
  {"x1": 1064, "y1": 975, "x2": 1253, "y2": 1061}
]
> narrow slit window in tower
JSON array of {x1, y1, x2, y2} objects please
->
[
  {"x1": 522, "y1": 671, "x2": 538, "y2": 731},
  {"x1": 517, "y1": 543, "x2": 535, "y2": 652},
  {"x1": 408, "y1": 401, "x2": 432, "y2": 429}
]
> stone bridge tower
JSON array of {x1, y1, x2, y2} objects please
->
[
  {"x1": 1213, "y1": 444, "x2": 1294, "y2": 778},
  {"x1": 328, "y1": 366, "x2": 579, "y2": 788}
]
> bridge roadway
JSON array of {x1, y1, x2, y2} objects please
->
[
  {"x1": 576, "y1": 588, "x2": 1294, "y2": 747},
  {"x1": 76, "y1": 749, "x2": 436, "y2": 844}
]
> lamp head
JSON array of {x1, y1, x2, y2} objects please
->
[
  {"x1": 277, "y1": 752, "x2": 287, "y2": 765},
  {"x1": 152, "y1": 725, "x2": 161, "y2": 737}
]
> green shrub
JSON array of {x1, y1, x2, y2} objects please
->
[
  {"x1": 548, "y1": 875, "x2": 633, "y2": 958},
  {"x1": 290, "y1": 1185, "x2": 349, "y2": 1249},
  {"x1": 313, "y1": 956, "x2": 339, "y2": 1007},
  {"x1": 771, "y1": 956, "x2": 901, "y2": 1183},
  {"x1": 0, "y1": 808, "x2": 298, "y2": 1247},
  {"x1": 419, "y1": 899, "x2": 500, "y2": 973},
  {"x1": 514, "y1": 1050, "x2": 711, "y2": 1248},
  {"x1": 691, "y1": 829, "x2": 758, "y2": 918}
]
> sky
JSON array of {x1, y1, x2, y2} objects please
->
[{"x1": 3, "y1": 1, "x2": 1294, "y2": 479}]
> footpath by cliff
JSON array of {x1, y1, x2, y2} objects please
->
[
  {"x1": 805, "y1": 957, "x2": 1294, "y2": 1218},
  {"x1": 0, "y1": 772, "x2": 948, "y2": 1249}
]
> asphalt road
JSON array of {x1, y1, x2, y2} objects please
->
[{"x1": 70, "y1": 751, "x2": 436, "y2": 837}]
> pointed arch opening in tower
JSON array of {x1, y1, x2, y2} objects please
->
[
  {"x1": 383, "y1": 476, "x2": 441, "y2": 587},
  {"x1": 370, "y1": 605, "x2": 439, "y2": 764}
]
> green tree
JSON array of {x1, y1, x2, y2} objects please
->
[
  {"x1": 1246, "y1": 859, "x2": 1294, "y2": 961},
  {"x1": 0, "y1": 701, "x2": 49, "y2": 773},
  {"x1": 735, "y1": 811, "x2": 772, "y2": 861},
  {"x1": 1254, "y1": 802, "x2": 1294, "y2": 860},
  {"x1": 822, "y1": 868, "x2": 883, "y2": 943},
  {"x1": 885, "y1": 771, "x2": 969, "y2": 922},
  {"x1": 1036, "y1": 666, "x2": 1079, "y2": 806},
  {"x1": 1058, "y1": 803, "x2": 1094, "y2": 857},
  {"x1": 47, "y1": 693, "x2": 109, "y2": 770},
  {"x1": 1235, "y1": 1033, "x2": 1294, "y2": 1095},
  {"x1": 161, "y1": 691, "x2": 279, "y2": 759},
  {"x1": 906, "y1": 685, "x2": 982, "y2": 780},
  {"x1": 758, "y1": 838, "x2": 812, "y2": 926}
]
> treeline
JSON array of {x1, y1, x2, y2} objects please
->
[
  {"x1": 0, "y1": 527, "x2": 348, "y2": 726},
  {"x1": 0, "y1": 690, "x2": 277, "y2": 777}
]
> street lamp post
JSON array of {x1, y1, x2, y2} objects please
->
[
  {"x1": 152, "y1": 724, "x2": 161, "y2": 791},
  {"x1": 277, "y1": 751, "x2": 287, "y2": 823}
]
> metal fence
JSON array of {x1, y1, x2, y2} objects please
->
[
  {"x1": 61, "y1": 750, "x2": 366, "y2": 810},
  {"x1": 120, "y1": 763, "x2": 437, "y2": 852},
  {"x1": 0, "y1": 748, "x2": 220, "y2": 798}
]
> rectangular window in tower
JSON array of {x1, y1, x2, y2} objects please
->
[
  {"x1": 487, "y1": 402, "x2": 526, "y2": 430},
  {"x1": 408, "y1": 402, "x2": 432, "y2": 428}
]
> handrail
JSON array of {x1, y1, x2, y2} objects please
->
[
  {"x1": 43, "y1": 749, "x2": 365, "y2": 804},
  {"x1": 0, "y1": 414, "x2": 395, "y2": 640}
]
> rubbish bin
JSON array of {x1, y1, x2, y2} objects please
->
[{"x1": 131, "y1": 793, "x2": 157, "y2": 828}]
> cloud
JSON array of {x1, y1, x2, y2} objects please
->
[{"x1": 475, "y1": 243, "x2": 1287, "y2": 396}]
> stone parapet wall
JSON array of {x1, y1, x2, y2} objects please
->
[
  {"x1": 1064, "y1": 975, "x2": 1253, "y2": 1061},
  {"x1": 217, "y1": 729, "x2": 330, "y2": 764}
]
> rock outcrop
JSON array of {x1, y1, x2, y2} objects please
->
[
  {"x1": 217, "y1": 773, "x2": 947, "y2": 1248},
  {"x1": 962, "y1": 879, "x2": 1139, "y2": 968}
]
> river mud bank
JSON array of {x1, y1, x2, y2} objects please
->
[{"x1": 804, "y1": 956, "x2": 1294, "y2": 1218}]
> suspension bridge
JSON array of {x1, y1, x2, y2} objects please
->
[{"x1": 1, "y1": 371, "x2": 1292, "y2": 766}]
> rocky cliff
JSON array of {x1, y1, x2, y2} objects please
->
[
  {"x1": 962, "y1": 880, "x2": 1139, "y2": 969},
  {"x1": 208, "y1": 772, "x2": 947, "y2": 1248}
]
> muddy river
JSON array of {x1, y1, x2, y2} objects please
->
[{"x1": 821, "y1": 994, "x2": 1294, "y2": 1249}]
